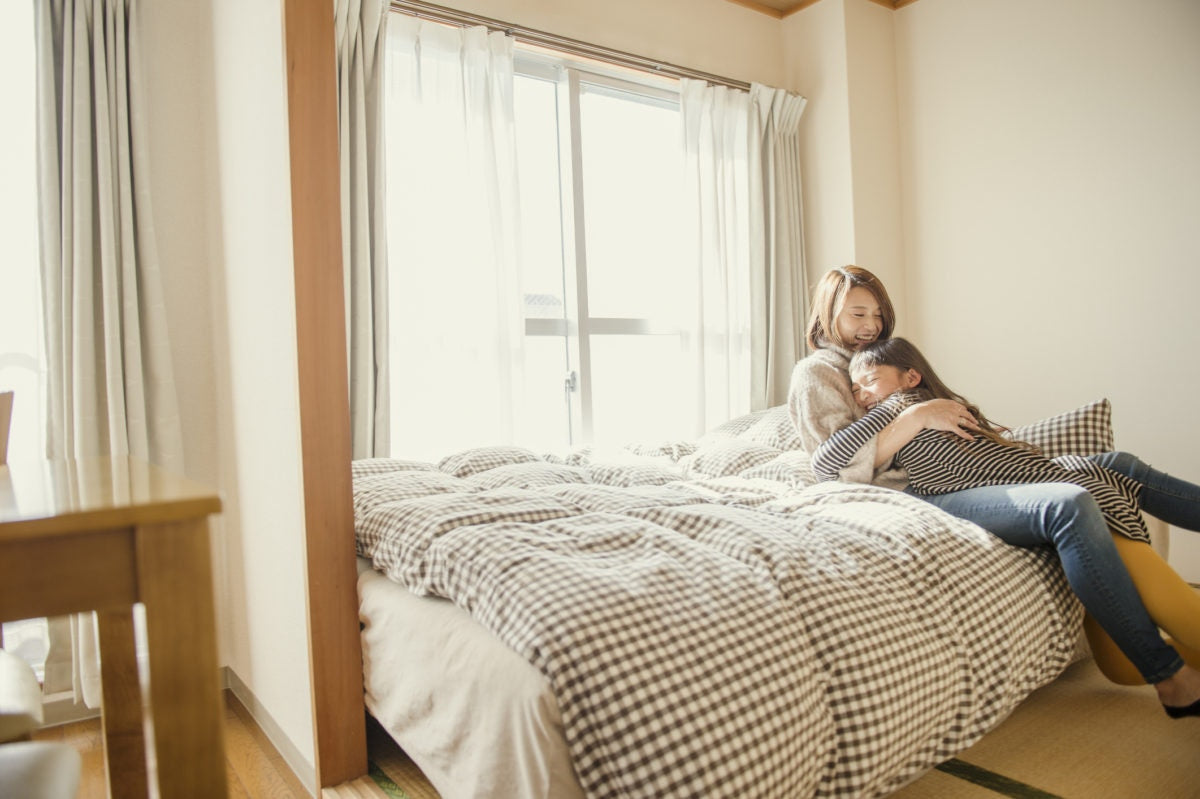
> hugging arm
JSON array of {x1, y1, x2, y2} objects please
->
[
  {"x1": 811, "y1": 393, "x2": 911, "y2": 482},
  {"x1": 788, "y1": 355, "x2": 882, "y2": 485}
]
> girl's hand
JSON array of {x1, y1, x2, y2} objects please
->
[{"x1": 910, "y1": 398, "x2": 978, "y2": 440}]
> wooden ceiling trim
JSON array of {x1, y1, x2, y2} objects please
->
[
  {"x1": 731, "y1": 0, "x2": 921, "y2": 19},
  {"x1": 781, "y1": 0, "x2": 824, "y2": 17},
  {"x1": 724, "y1": 0, "x2": 785, "y2": 19}
]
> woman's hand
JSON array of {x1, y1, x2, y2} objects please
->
[{"x1": 908, "y1": 398, "x2": 978, "y2": 440}]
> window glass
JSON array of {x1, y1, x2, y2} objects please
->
[
  {"x1": 514, "y1": 335, "x2": 571, "y2": 452},
  {"x1": 514, "y1": 74, "x2": 566, "y2": 321},
  {"x1": 588, "y1": 334, "x2": 688, "y2": 444},
  {"x1": 385, "y1": 29, "x2": 703, "y2": 455},
  {"x1": 578, "y1": 85, "x2": 687, "y2": 322}
]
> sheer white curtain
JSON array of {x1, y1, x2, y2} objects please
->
[
  {"x1": 680, "y1": 79, "x2": 807, "y2": 420},
  {"x1": 383, "y1": 20, "x2": 524, "y2": 460},
  {"x1": 34, "y1": 0, "x2": 183, "y2": 707},
  {"x1": 679, "y1": 79, "x2": 754, "y2": 432},
  {"x1": 750, "y1": 84, "x2": 808, "y2": 409},
  {"x1": 337, "y1": 0, "x2": 391, "y2": 458}
]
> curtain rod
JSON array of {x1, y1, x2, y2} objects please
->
[{"x1": 388, "y1": 1, "x2": 753, "y2": 91}]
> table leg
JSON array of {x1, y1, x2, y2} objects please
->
[
  {"x1": 96, "y1": 608, "x2": 149, "y2": 798},
  {"x1": 136, "y1": 519, "x2": 228, "y2": 799}
]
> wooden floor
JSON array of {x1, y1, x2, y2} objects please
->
[
  {"x1": 37, "y1": 659, "x2": 1200, "y2": 798},
  {"x1": 33, "y1": 690, "x2": 311, "y2": 799}
]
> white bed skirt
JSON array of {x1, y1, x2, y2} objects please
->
[{"x1": 358, "y1": 561, "x2": 585, "y2": 799}]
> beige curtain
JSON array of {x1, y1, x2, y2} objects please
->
[
  {"x1": 34, "y1": 0, "x2": 183, "y2": 707},
  {"x1": 749, "y1": 84, "x2": 808, "y2": 410},
  {"x1": 337, "y1": 0, "x2": 390, "y2": 458}
]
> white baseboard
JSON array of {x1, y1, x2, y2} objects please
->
[
  {"x1": 34, "y1": 666, "x2": 316, "y2": 796},
  {"x1": 39, "y1": 692, "x2": 101, "y2": 727},
  {"x1": 222, "y1": 666, "x2": 317, "y2": 796}
]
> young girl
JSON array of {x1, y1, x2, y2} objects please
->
[{"x1": 821, "y1": 336, "x2": 1200, "y2": 716}]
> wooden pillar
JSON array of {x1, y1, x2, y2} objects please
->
[{"x1": 280, "y1": 0, "x2": 367, "y2": 787}]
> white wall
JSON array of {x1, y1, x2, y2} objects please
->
[
  {"x1": 207, "y1": 0, "x2": 316, "y2": 779},
  {"x1": 782, "y1": 0, "x2": 857, "y2": 294},
  {"x1": 843, "y1": 0, "x2": 906, "y2": 321},
  {"x1": 782, "y1": 0, "x2": 908, "y2": 323},
  {"x1": 140, "y1": 0, "x2": 317, "y2": 785},
  {"x1": 894, "y1": 0, "x2": 1200, "y2": 578}
]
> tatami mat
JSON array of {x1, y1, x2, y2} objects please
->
[
  {"x1": 896, "y1": 658, "x2": 1200, "y2": 798},
  {"x1": 337, "y1": 658, "x2": 1199, "y2": 799}
]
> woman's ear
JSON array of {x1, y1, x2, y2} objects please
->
[{"x1": 902, "y1": 368, "x2": 922, "y2": 389}]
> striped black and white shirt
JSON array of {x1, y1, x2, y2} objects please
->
[{"x1": 812, "y1": 390, "x2": 1149, "y2": 542}]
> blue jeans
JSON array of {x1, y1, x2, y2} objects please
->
[
  {"x1": 1088, "y1": 451, "x2": 1200, "y2": 531},
  {"x1": 914, "y1": 451, "x2": 1198, "y2": 684}
]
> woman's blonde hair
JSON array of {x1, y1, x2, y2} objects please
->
[
  {"x1": 806, "y1": 265, "x2": 896, "y2": 351},
  {"x1": 851, "y1": 337, "x2": 1037, "y2": 451}
]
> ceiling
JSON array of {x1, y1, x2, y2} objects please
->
[{"x1": 727, "y1": 0, "x2": 919, "y2": 18}]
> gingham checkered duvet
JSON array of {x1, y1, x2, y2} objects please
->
[{"x1": 355, "y1": 449, "x2": 1082, "y2": 798}]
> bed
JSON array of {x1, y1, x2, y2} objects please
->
[{"x1": 353, "y1": 399, "x2": 1144, "y2": 798}]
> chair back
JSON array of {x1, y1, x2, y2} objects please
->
[
  {"x1": 0, "y1": 388, "x2": 12, "y2": 463},
  {"x1": 0, "y1": 391, "x2": 11, "y2": 464}
]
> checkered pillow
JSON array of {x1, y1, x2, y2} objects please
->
[
  {"x1": 684, "y1": 440, "x2": 782, "y2": 479},
  {"x1": 623, "y1": 440, "x2": 698, "y2": 461},
  {"x1": 464, "y1": 461, "x2": 589, "y2": 491},
  {"x1": 740, "y1": 450, "x2": 817, "y2": 488},
  {"x1": 351, "y1": 457, "x2": 437, "y2": 479},
  {"x1": 585, "y1": 461, "x2": 685, "y2": 487},
  {"x1": 1008, "y1": 399, "x2": 1113, "y2": 459},
  {"x1": 436, "y1": 446, "x2": 542, "y2": 478},
  {"x1": 701, "y1": 406, "x2": 802, "y2": 451},
  {"x1": 737, "y1": 406, "x2": 803, "y2": 450},
  {"x1": 702, "y1": 409, "x2": 764, "y2": 440}
]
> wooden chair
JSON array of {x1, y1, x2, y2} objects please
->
[
  {"x1": 0, "y1": 390, "x2": 12, "y2": 465},
  {"x1": 0, "y1": 390, "x2": 10, "y2": 649},
  {"x1": 0, "y1": 392, "x2": 81, "y2": 796},
  {"x1": 0, "y1": 649, "x2": 81, "y2": 798}
]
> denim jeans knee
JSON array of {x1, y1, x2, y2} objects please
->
[
  {"x1": 919, "y1": 482, "x2": 1183, "y2": 683},
  {"x1": 1089, "y1": 450, "x2": 1200, "y2": 531},
  {"x1": 1088, "y1": 451, "x2": 1145, "y2": 481}
]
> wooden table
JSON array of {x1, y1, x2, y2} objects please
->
[{"x1": 0, "y1": 456, "x2": 227, "y2": 798}]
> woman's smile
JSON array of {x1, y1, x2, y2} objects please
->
[{"x1": 835, "y1": 286, "x2": 885, "y2": 350}]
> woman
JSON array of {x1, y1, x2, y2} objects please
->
[{"x1": 787, "y1": 265, "x2": 1200, "y2": 717}]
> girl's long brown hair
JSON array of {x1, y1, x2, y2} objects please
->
[
  {"x1": 806, "y1": 265, "x2": 896, "y2": 351},
  {"x1": 851, "y1": 338, "x2": 1036, "y2": 451}
]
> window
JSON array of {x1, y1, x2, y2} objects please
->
[
  {"x1": 515, "y1": 62, "x2": 692, "y2": 450},
  {"x1": 385, "y1": 28, "x2": 706, "y2": 458}
]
